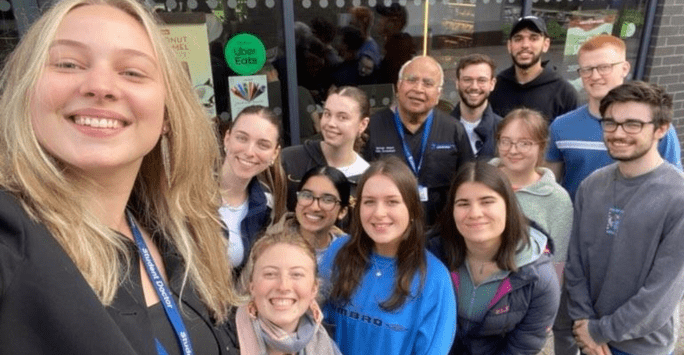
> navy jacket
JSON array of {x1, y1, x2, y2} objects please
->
[
  {"x1": 450, "y1": 103, "x2": 502, "y2": 161},
  {"x1": 363, "y1": 108, "x2": 473, "y2": 225},
  {"x1": 240, "y1": 178, "x2": 271, "y2": 261}
]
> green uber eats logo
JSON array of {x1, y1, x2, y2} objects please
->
[{"x1": 225, "y1": 33, "x2": 266, "y2": 76}]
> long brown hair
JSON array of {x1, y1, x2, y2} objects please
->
[
  {"x1": 329, "y1": 156, "x2": 426, "y2": 311},
  {"x1": 437, "y1": 161, "x2": 530, "y2": 271}
]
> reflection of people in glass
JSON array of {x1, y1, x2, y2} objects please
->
[
  {"x1": 331, "y1": 26, "x2": 367, "y2": 87},
  {"x1": 311, "y1": 16, "x2": 342, "y2": 67},
  {"x1": 375, "y1": 3, "x2": 416, "y2": 85},
  {"x1": 0, "y1": 0, "x2": 239, "y2": 352},
  {"x1": 349, "y1": 6, "x2": 381, "y2": 72}
]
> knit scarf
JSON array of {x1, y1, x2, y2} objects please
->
[{"x1": 236, "y1": 301, "x2": 340, "y2": 355}]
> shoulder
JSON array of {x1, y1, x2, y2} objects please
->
[
  {"x1": 281, "y1": 144, "x2": 308, "y2": 160},
  {"x1": 0, "y1": 190, "x2": 38, "y2": 258},
  {"x1": 549, "y1": 105, "x2": 590, "y2": 131},
  {"x1": 319, "y1": 235, "x2": 351, "y2": 275},
  {"x1": 369, "y1": 108, "x2": 394, "y2": 122}
]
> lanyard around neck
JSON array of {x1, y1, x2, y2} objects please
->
[
  {"x1": 127, "y1": 211, "x2": 195, "y2": 355},
  {"x1": 392, "y1": 109, "x2": 434, "y2": 176}
]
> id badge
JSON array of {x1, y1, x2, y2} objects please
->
[{"x1": 418, "y1": 185, "x2": 428, "y2": 202}]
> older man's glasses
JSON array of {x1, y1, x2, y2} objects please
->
[
  {"x1": 498, "y1": 138, "x2": 538, "y2": 153},
  {"x1": 599, "y1": 118, "x2": 654, "y2": 134},
  {"x1": 576, "y1": 62, "x2": 623, "y2": 78},
  {"x1": 296, "y1": 190, "x2": 340, "y2": 211},
  {"x1": 402, "y1": 75, "x2": 439, "y2": 89}
]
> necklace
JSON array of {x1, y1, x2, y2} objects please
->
[
  {"x1": 372, "y1": 257, "x2": 394, "y2": 277},
  {"x1": 222, "y1": 199, "x2": 248, "y2": 212}
]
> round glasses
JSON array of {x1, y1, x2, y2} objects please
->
[
  {"x1": 296, "y1": 190, "x2": 341, "y2": 211},
  {"x1": 497, "y1": 138, "x2": 538, "y2": 153},
  {"x1": 599, "y1": 119, "x2": 654, "y2": 134}
]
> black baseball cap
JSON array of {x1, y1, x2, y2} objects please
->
[{"x1": 510, "y1": 16, "x2": 548, "y2": 38}]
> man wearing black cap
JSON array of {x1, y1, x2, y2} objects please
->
[{"x1": 489, "y1": 16, "x2": 578, "y2": 122}]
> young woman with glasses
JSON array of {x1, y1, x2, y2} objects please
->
[
  {"x1": 491, "y1": 108, "x2": 572, "y2": 274},
  {"x1": 292, "y1": 166, "x2": 350, "y2": 259}
]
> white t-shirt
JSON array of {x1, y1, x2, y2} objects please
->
[
  {"x1": 460, "y1": 117, "x2": 482, "y2": 155},
  {"x1": 219, "y1": 201, "x2": 248, "y2": 268},
  {"x1": 335, "y1": 153, "x2": 370, "y2": 177}
]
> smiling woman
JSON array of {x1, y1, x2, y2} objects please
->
[
  {"x1": 235, "y1": 222, "x2": 341, "y2": 355},
  {"x1": 319, "y1": 156, "x2": 456, "y2": 355},
  {"x1": 219, "y1": 105, "x2": 287, "y2": 271},
  {"x1": 0, "y1": 0, "x2": 239, "y2": 353},
  {"x1": 429, "y1": 162, "x2": 560, "y2": 355}
]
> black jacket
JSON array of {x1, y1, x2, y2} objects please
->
[
  {"x1": 0, "y1": 190, "x2": 239, "y2": 355},
  {"x1": 450, "y1": 103, "x2": 502, "y2": 161},
  {"x1": 363, "y1": 108, "x2": 473, "y2": 225},
  {"x1": 489, "y1": 60, "x2": 578, "y2": 122},
  {"x1": 281, "y1": 140, "x2": 364, "y2": 211}
]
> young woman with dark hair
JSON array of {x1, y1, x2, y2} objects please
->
[
  {"x1": 319, "y1": 156, "x2": 456, "y2": 355},
  {"x1": 429, "y1": 161, "x2": 560, "y2": 355},
  {"x1": 281, "y1": 86, "x2": 370, "y2": 210}
]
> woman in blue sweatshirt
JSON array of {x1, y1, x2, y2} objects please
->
[
  {"x1": 429, "y1": 161, "x2": 560, "y2": 355},
  {"x1": 319, "y1": 156, "x2": 456, "y2": 355}
]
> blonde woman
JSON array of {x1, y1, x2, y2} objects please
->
[
  {"x1": 235, "y1": 222, "x2": 341, "y2": 355},
  {"x1": 0, "y1": 0, "x2": 238, "y2": 353}
]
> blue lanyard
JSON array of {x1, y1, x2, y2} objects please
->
[
  {"x1": 393, "y1": 109, "x2": 434, "y2": 176},
  {"x1": 127, "y1": 211, "x2": 195, "y2": 355}
]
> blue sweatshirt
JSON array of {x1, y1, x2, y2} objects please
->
[{"x1": 320, "y1": 236, "x2": 457, "y2": 355}]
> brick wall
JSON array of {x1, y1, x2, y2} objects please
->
[{"x1": 644, "y1": 0, "x2": 684, "y2": 165}]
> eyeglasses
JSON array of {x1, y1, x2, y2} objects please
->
[
  {"x1": 401, "y1": 75, "x2": 439, "y2": 89},
  {"x1": 599, "y1": 118, "x2": 654, "y2": 134},
  {"x1": 296, "y1": 190, "x2": 340, "y2": 211},
  {"x1": 497, "y1": 138, "x2": 538, "y2": 152},
  {"x1": 576, "y1": 62, "x2": 623, "y2": 78},
  {"x1": 459, "y1": 77, "x2": 491, "y2": 86}
]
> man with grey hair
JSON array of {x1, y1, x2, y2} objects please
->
[{"x1": 363, "y1": 56, "x2": 473, "y2": 224}]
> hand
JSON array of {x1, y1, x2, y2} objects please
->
[{"x1": 573, "y1": 319, "x2": 612, "y2": 355}]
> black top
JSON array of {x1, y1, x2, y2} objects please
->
[
  {"x1": 0, "y1": 190, "x2": 239, "y2": 355},
  {"x1": 363, "y1": 108, "x2": 474, "y2": 225}
]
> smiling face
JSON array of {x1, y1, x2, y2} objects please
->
[
  {"x1": 396, "y1": 57, "x2": 442, "y2": 123},
  {"x1": 453, "y1": 181, "x2": 506, "y2": 250},
  {"x1": 249, "y1": 243, "x2": 318, "y2": 333},
  {"x1": 359, "y1": 174, "x2": 410, "y2": 257},
  {"x1": 295, "y1": 175, "x2": 347, "y2": 242},
  {"x1": 507, "y1": 28, "x2": 550, "y2": 70},
  {"x1": 223, "y1": 113, "x2": 280, "y2": 181},
  {"x1": 498, "y1": 118, "x2": 540, "y2": 175},
  {"x1": 457, "y1": 63, "x2": 496, "y2": 110},
  {"x1": 602, "y1": 101, "x2": 666, "y2": 163},
  {"x1": 320, "y1": 93, "x2": 369, "y2": 150},
  {"x1": 30, "y1": 5, "x2": 165, "y2": 177},
  {"x1": 578, "y1": 46, "x2": 630, "y2": 104}
]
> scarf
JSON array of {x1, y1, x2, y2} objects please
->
[{"x1": 236, "y1": 301, "x2": 340, "y2": 355}]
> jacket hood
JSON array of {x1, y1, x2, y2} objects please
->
[
  {"x1": 515, "y1": 226, "x2": 547, "y2": 268},
  {"x1": 498, "y1": 60, "x2": 564, "y2": 89},
  {"x1": 488, "y1": 158, "x2": 559, "y2": 197}
]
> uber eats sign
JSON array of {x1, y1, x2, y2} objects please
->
[{"x1": 225, "y1": 33, "x2": 266, "y2": 76}]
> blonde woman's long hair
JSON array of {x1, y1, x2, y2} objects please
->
[{"x1": 0, "y1": 0, "x2": 237, "y2": 322}]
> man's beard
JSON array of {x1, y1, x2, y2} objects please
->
[
  {"x1": 458, "y1": 89, "x2": 488, "y2": 109},
  {"x1": 512, "y1": 51, "x2": 542, "y2": 70}
]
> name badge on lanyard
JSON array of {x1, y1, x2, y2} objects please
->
[
  {"x1": 393, "y1": 109, "x2": 434, "y2": 202},
  {"x1": 127, "y1": 211, "x2": 195, "y2": 355}
]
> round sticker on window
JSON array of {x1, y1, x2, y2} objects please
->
[{"x1": 224, "y1": 33, "x2": 266, "y2": 75}]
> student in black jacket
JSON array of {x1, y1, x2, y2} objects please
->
[{"x1": 0, "y1": 0, "x2": 238, "y2": 352}]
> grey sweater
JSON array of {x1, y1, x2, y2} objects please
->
[{"x1": 565, "y1": 162, "x2": 684, "y2": 355}]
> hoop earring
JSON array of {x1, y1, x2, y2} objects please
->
[{"x1": 161, "y1": 134, "x2": 172, "y2": 186}]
